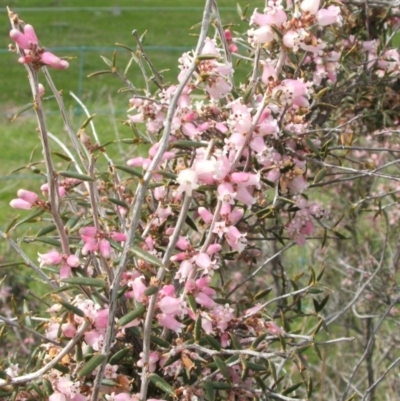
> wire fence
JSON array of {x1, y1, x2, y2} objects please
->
[
  {"x1": 0, "y1": 45, "x2": 191, "y2": 111},
  {"x1": 3, "y1": 5, "x2": 229, "y2": 115}
]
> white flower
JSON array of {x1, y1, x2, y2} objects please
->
[{"x1": 176, "y1": 168, "x2": 199, "y2": 196}]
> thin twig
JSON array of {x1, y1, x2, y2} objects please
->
[{"x1": 0, "y1": 320, "x2": 90, "y2": 387}]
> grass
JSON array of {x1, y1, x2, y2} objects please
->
[{"x1": 0, "y1": 1, "x2": 263, "y2": 220}]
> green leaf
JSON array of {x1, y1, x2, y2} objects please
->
[
  {"x1": 245, "y1": 361, "x2": 268, "y2": 372},
  {"x1": 109, "y1": 348, "x2": 131, "y2": 365},
  {"x1": 130, "y1": 245, "x2": 165, "y2": 268},
  {"x1": 36, "y1": 224, "x2": 57, "y2": 237},
  {"x1": 36, "y1": 236, "x2": 61, "y2": 247},
  {"x1": 60, "y1": 277, "x2": 106, "y2": 288},
  {"x1": 278, "y1": 334, "x2": 286, "y2": 352},
  {"x1": 294, "y1": 345, "x2": 311, "y2": 354},
  {"x1": 170, "y1": 140, "x2": 208, "y2": 149},
  {"x1": 118, "y1": 304, "x2": 146, "y2": 327},
  {"x1": 236, "y1": 2, "x2": 243, "y2": 18},
  {"x1": 100, "y1": 55, "x2": 113, "y2": 67},
  {"x1": 114, "y1": 164, "x2": 143, "y2": 178},
  {"x1": 186, "y1": 294, "x2": 197, "y2": 313},
  {"x1": 13, "y1": 209, "x2": 46, "y2": 229},
  {"x1": 87, "y1": 70, "x2": 114, "y2": 78},
  {"x1": 208, "y1": 382, "x2": 232, "y2": 390},
  {"x1": 65, "y1": 215, "x2": 81, "y2": 231},
  {"x1": 150, "y1": 335, "x2": 170, "y2": 349},
  {"x1": 76, "y1": 341, "x2": 83, "y2": 363},
  {"x1": 194, "y1": 315, "x2": 202, "y2": 343},
  {"x1": 144, "y1": 286, "x2": 159, "y2": 296},
  {"x1": 204, "y1": 381, "x2": 215, "y2": 401},
  {"x1": 312, "y1": 319, "x2": 324, "y2": 337},
  {"x1": 313, "y1": 343, "x2": 322, "y2": 360},
  {"x1": 52, "y1": 151, "x2": 72, "y2": 162},
  {"x1": 308, "y1": 267, "x2": 316, "y2": 285},
  {"x1": 213, "y1": 356, "x2": 230, "y2": 381},
  {"x1": 59, "y1": 171, "x2": 95, "y2": 181},
  {"x1": 282, "y1": 382, "x2": 302, "y2": 395},
  {"x1": 254, "y1": 288, "x2": 272, "y2": 300},
  {"x1": 205, "y1": 334, "x2": 222, "y2": 351},
  {"x1": 313, "y1": 294, "x2": 330, "y2": 313},
  {"x1": 107, "y1": 197, "x2": 130, "y2": 209},
  {"x1": 53, "y1": 363, "x2": 70, "y2": 374},
  {"x1": 59, "y1": 301, "x2": 85, "y2": 318},
  {"x1": 149, "y1": 373, "x2": 176, "y2": 397},
  {"x1": 78, "y1": 354, "x2": 106, "y2": 377},
  {"x1": 185, "y1": 215, "x2": 198, "y2": 232},
  {"x1": 307, "y1": 375, "x2": 313, "y2": 398},
  {"x1": 251, "y1": 333, "x2": 268, "y2": 350},
  {"x1": 313, "y1": 168, "x2": 327, "y2": 184},
  {"x1": 305, "y1": 138, "x2": 320, "y2": 155},
  {"x1": 269, "y1": 360, "x2": 277, "y2": 383},
  {"x1": 229, "y1": 333, "x2": 242, "y2": 350}
]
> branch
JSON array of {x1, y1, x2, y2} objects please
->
[{"x1": 0, "y1": 320, "x2": 90, "y2": 387}]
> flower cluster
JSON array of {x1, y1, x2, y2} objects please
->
[
  {"x1": 5, "y1": 2, "x2": 400, "y2": 401},
  {"x1": 10, "y1": 24, "x2": 69, "y2": 69}
]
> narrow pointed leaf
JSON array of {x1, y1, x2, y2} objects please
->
[
  {"x1": 130, "y1": 245, "x2": 164, "y2": 268},
  {"x1": 59, "y1": 171, "x2": 95, "y2": 181},
  {"x1": 78, "y1": 354, "x2": 106, "y2": 378},
  {"x1": 118, "y1": 304, "x2": 146, "y2": 327},
  {"x1": 149, "y1": 373, "x2": 176, "y2": 397},
  {"x1": 60, "y1": 277, "x2": 106, "y2": 288}
]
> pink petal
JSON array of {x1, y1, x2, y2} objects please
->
[
  {"x1": 17, "y1": 189, "x2": 38, "y2": 205},
  {"x1": 10, "y1": 198, "x2": 32, "y2": 210},
  {"x1": 40, "y1": 52, "x2": 69, "y2": 69}
]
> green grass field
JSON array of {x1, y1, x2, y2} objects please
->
[{"x1": 0, "y1": 0, "x2": 263, "y2": 225}]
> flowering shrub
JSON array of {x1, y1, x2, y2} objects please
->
[{"x1": 3, "y1": 1, "x2": 400, "y2": 400}]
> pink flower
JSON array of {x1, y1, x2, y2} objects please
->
[
  {"x1": 66, "y1": 254, "x2": 80, "y2": 268},
  {"x1": 10, "y1": 24, "x2": 69, "y2": 69},
  {"x1": 317, "y1": 6, "x2": 342, "y2": 26},
  {"x1": 137, "y1": 351, "x2": 159, "y2": 373},
  {"x1": 159, "y1": 296, "x2": 184, "y2": 315},
  {"x1": 9, "y1": 25, "x2": 38, "y2": 50},
  {"x1": 175, "y1": 260, "x2": 194, "y2": 283},
  {"x1": 106, "y1": 394, "x2": 136, "y2": 401},
  {"x1": 94, "y1": 309, "x2": 109, "y2": 329},
  {"x1": 99, "y1": 238, "x2": 111, "y2": 258},
  {"x1": 61, "y1": 322, "x2": 77, "y2": 338},
  {"x1": 157, "y1": 313, "x2": 185, "y2": 333},
  {"x1": 38, "y1": 251, "x2": 63, "y2": 267},
  {"x1": 206, "y1": 243, "x2": 222, "y2": 255},
  {"x1": 250, "y1": 8, "x2": 287, "y2": 27},
  {"x1": 261, "y1": 60, "x2": 277, "y2": 84},
  {"x1": 40, "y1": 52, "x2": 69, "y2": 69},
  {"x1": 17, "y1": 189, "x2": 38, "y2": 204},
  {"x1": 265, "y1": 321, "x2": 285, "y2": 336},
  {"x1": 217, "y1": 182, "x2": 237, "y2": 204},
  {"x1": 10, "y1": 189, "x2": 39, "y2": 210},
  {"x1": 9, "y1": 198, "x2": 32, "y2": 210},
  {"x1": 176, "y1": 169, "x2": 199, "y2": 196},
  {"x1": 206, "y1": 75, "x2": 232, "y2": 99},
  {"x1": 175, "y1": 236, "x2": 190, "y2": 251},
  {"x1": 248, "y1": 25, "x2": 274, "y2": 46},
  {"x1": 56, "y1": 378, "x2": 83, "y2": 400},
  {"x1": 195, "y1": 292, "x2": 215, "y2": 308},
  {"x1": 41, "y1": 183, "x2": 66, "y2": 198},
  {"x1": 201, "y1": 37, "x2": 219, "y2": 55},
  {"x1": 230, "y1": 172, "x2": 260, "y2": 187},
  {"x1": 111, "y1": 231, "x2": 127, "y2": 242},
  {"x1": 84, "y1": 329, "x2": 104, "y2": 351},
  {"x1": 300, "y1": 0, "x2": 320, "y2": 14},
  {"x1": 225, "y1": 226, "x2": 247, "y2": 253},
  {"x1": 127, "y1": 276, "x2": 148, "y2": 303}
]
